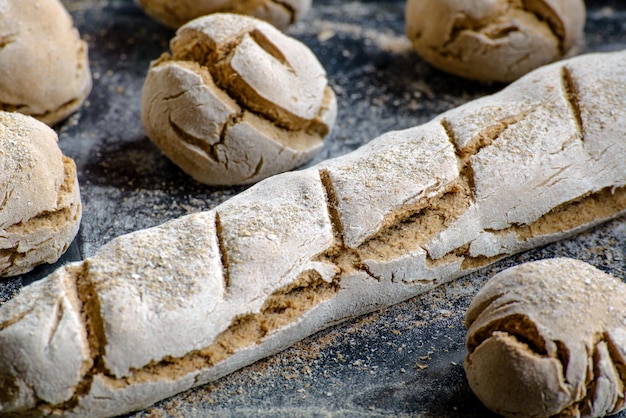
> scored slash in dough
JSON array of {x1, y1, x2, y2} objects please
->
[
  {"x1": 135, "y1": 0, "x2": 312, "y2": 29},
  {"x1": 0, "y1": 111, "x2": 82, "y2": 277},
  {"x1": 405, "y1": 0, "x2": 586, "y2": 82},
  {"x1": 141, "y1": 13, "x2": 337, "y2": 186},
  {"x1": 465, "y1": 258, "x2": 626, "y2": 418},
  {"x1": 0, "y1": 0, "x2": 92, "y2": 126}
]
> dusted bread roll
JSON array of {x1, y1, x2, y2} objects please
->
[
  {"x1": 405, "y1": 0, "x2": 586, "y2": 82},
  {"x1": 141, "y1": 13, "x2": 337, "y2": 186},
  {"x1": 135, "y1": 0, "x2": 311, "y2": 29},
  {"x1": 0, "y1": 111, "x2": 82, "y2": 277},
  {"x1": 0, "y1": 0, "x2": 92, "y2": 126},
  {"x1": 465, "y1": 258, "x2": 626, "y2": 418},
  {"x1": 0, "y1": 50, "x2": 624, "y2": 417}
]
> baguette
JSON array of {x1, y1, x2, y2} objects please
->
[{"x1": 1, "y1": 50, "x2": 625, "y2": 417}]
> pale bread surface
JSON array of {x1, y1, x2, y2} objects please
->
[
  {"x1": 405, "y1": 0, "x2": 586, "y2": 82},
  {"x1": 0, "y1": 111, "x2": 82, "y2": 277},
  {"x1": 465, "y1": 258, "x2": 626, "y2": 417},
  {"x1": 0, "y1": 0, "x2": 92, "y2": 125},
  {"x1": 141, "y1": 14, "x2": 337, "y2": 186}
]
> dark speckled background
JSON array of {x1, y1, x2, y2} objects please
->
[{"x1": 1, "y1": 1, "x2": 625, "y2": 416}]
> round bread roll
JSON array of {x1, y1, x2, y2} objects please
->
[
  {"x1": 0, "y1": 111, "x2": 82, "y2": 277},
  {"x1": 0, "y1": 0, "x2": 92, "y2": 126},
  {"x1": 465, "y1": 258, "x2": 626, "y2": 418},
  {"x1": 141, "y1": 13, "x2": 337, "y2": 186},
  {"x1": 135, "y1": 0, "x2": 311, "y2": 30},
  {"x1": 405, "y1": 0, "x2": 586, "y2": 83}
]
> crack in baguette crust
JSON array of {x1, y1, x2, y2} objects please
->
[
  {"x1": 123, "y1": 270, "x2": 338, "y2": 385},
  {"x1": 561, "y1": 65, "x2": 584, "y2": 138},
  {"x1": 447, "y1": 111, "x2": 533, "y2": 159},
  {"x1": 318, "y1": 169, "x2": 346, "y2": 244},
  {"x1": 516, "y1": 186, "x2": 626, "y2": 239},
  {"x1": 41, "y1": 264, "x2": 103, "y2": 414},
  {"x1": 28, "y1": 263, "x2": 98, "y2": 415},
  {"x1": 0, "y1": 306, "x2": 35, "y2": 332},
  {"x1": 36, "y1": 270, "x2": 339, "y2": 408},
  {"x1": 453, "y1": 186, "x2": 625, "y2": 269},
  {"x1": 214, "y1": 213, "x2": 231, "y2": 293},
  {"x1": 357, "y1": 181, "x2": 471, "y2": 263},
  {"x1": 449, "y1": 185, "x2": 626, "y2": 271},
  {"x1": 318, "y1": 169, "x2": 379, "y2": 280}
]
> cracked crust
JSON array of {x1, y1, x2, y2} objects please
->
[
  {"x1": 464, "y1": 258, "x2": 626, "y2": 417},
  {"x1": 0, "y1": 111, "x2": 82, "y2": 277},
  {"x1": 134, "y1": 0, "x2": 312, "y2": 29},
  {"x1": 141, "y1": 13, "x2": 337, "y2": 186},
  {"x1": 0, "y1": 0, "x2": 92, "y2": 126},
  {"x1": 1, "y1": 50, "x2": 625, "y2": 417},
  {"x1": 405, "y1": 0, "x2": 586, "y2": 82}
]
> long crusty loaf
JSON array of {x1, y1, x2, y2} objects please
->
[{"x1": 1, "y1": 50, "x2": 625, "y2": 417}]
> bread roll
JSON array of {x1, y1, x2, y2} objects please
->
[
  {"x1": 405, "y1": 0, "x2": 586, "y2": 82},
  {"x1": 135, "y1": 0, "x2": 311, "y2": 30},
  {"x1": 0, "y1": 50, "x2": 624, "y2": 417},
  {"x1": 0, "y1": 0, "x2": 92, "y2": 126},
  {"x1": 141, "y1": 14, "x2": 337, "y2": 186},
  {"x1": 465, "y1": 258, "x2": 626, "y2": 418},
  {"x1": 0, "y1": 111, "x2": 82, "y2": 277}
]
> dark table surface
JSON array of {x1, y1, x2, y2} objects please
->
[{"x1": 1, "y1": 0, "x2": 625, "y2": 416}]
